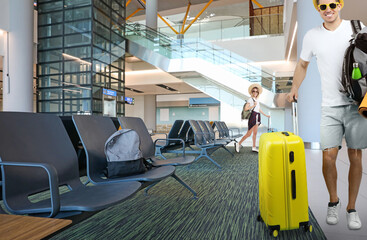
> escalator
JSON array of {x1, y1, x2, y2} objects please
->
[{"x1": 125, "y1": 23, "x2": 290, "y2": 110}]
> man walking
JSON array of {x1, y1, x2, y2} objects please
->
[{"x1": 287, "y1": 0, "x2": 367, "y2": 230}]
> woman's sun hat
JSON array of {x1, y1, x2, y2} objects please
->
[
  {"x1": 312, "y1": 0, "x2": 344, "y2": 11},
  {"x1": 248, "y1": 83, "x2": 263, "y2": 95}
]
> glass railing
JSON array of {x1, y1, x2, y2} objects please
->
[
  {"x1": 156, "y1": 14, "x2": 283, "y2": 41},
  {"x1": 125, "y1": 22, "x2": 289, "y2": 93}
]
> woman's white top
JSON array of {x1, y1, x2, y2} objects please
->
[{"x1": 247, "y1": 98, "x2": 260, "y2": 113}]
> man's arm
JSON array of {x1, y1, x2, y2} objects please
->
[{"x1": 286, "y1": 59, "x2": 310, "y2": 102}]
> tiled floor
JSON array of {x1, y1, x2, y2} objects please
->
[
  {"x1": 306, "y1": 144, "x2": 367, "y2": 240},
  {"x1": 239, "y1": 129, "x2": 367, "y2": 240}
]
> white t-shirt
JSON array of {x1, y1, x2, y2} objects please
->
[
  {"x1": 300, "y1": 20, "x2": 365, "y2": 106},
  {"x1": 247, "y1": 98, "x2": 260, "y2": 113}
]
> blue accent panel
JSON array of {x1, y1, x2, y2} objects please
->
[
  {"x1": 189, "y1": 97, "x2": 220, "y2": 106},
  {"x1": 157, "y1": 107, "x2": 210, "y2": 124}
]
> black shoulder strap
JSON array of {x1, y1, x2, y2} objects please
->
[{"x1": 351, "y1": 20, "x2": 362, "y2": 36}]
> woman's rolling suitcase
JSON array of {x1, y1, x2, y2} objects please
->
[{"x1": 257, "y1": 102, "x2": 312, "y2": 237}]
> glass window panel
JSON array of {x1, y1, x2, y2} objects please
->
[
  {"x1": 64, "y1": 46, "x2": 91, "y2": 59},
  {"x1": 93, "y1": 73, "x2": 108, "y2": 86},
  {"x1": 38, "y1": 75, "x2": 62, "y2": 87},
  {"x1": 111, "y1": 44, "x2": 124, "y2": 58},
  {"x1": 64, "y1": 34, "x2": 91, "y2": 47},
  {"x1": 93, "y1": 61, "x2": 110, "y2": 75},
  {"x1": 64, "y1": 73, "x2": 91, "y2": 85},
  {"x1": 64, "y1": 99, "x2": 91, "y2": 112},
  {"x1": 111, "y1": 24, "x2": 123, "y2": 36},
  {"x1": 38, "y1": 1, "x2": 63, "y2": 13},
  {"x1": 93, "y1": 99, "x2": 103, "y2": 112},
  {"x1": 93, "y1": 22, "x2": 110, "y2": 40},
  {"x1": 38, "y1": 62, "x2": 63, "y2": 75},
  {"x1": 94, "y1": 8, "x2": 111, "y2": 27},
  {"x1": 63, "y1": 87, "x2": 91, "y2": 99},
  {"x1": 38, "y1": 37, "x2": 63, "y2": 50},
  {"x1": 93, "y1": 47, "x2": 110, "y2": 63},
  {"x1": 93, "y1": 0, "x2": 110, "y2": 16},
  {"x1": 92, "y1": 86, "x2": 103, "y2": 99},
  {"x1": 39, "y1": 24, "x2": 63, "y2": 38},
  {"x1": 110, "y1": 80, "x2": 121, "y2": 91},
  {"x1": 65, "y1": 6, "x2": 91, "y2": 21},
  {"x1": 101, "y1": 0, "x2": 111, "y2": 6},
  {"x1": 38, "y1": 50, "x2": 63, "y2": 63},
  {"x1": 64, "y1": 20, "x2": 91, "y2": 34},
  {"x1": 39, "y1": 11, "x2": 63, "y2": 25},
  {"x1": 93, "y1": 34, "x2": 110, "y2": 51},
  {"x1": 64, "y1": 0, "x2": 91, "y2": 8},
  {"x1": 64, "y1": 60, "x2": 92, "y2": 73},
  {"x1": 111, "y1": 57, "x2": 124, "y2": 70},
  {"x1": 38, "y1": 100, "x2": 62, "y2": 113},
  {"x1": 38, "y1": 88, "x2": 63, "y2": 100},
  {"x1": 111, "y1": 12, "x2": 124, "y2": 27},
  {"x1": 111, "y1": 32, "x2": 124, "y2": 46}
]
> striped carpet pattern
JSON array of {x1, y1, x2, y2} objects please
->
[{"x1": 51, "y1": 147, "x2": 326, "y2": 240}]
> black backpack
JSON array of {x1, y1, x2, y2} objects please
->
[
  {"x1": 104, "y1": 129, "x2": 147, "y2": 178},
  {"x1": 341, "y1": 20, "x2": 367, "y2": 104}
]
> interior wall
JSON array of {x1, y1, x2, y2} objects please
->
[{"x1": 213, "y1": 35, "x2": 285, "y2": 62}]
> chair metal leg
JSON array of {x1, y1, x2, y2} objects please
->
[
  {"x1": 222, "y1": 146, "x2": 234, "y2": 157},
  {"x1": 196, "y1": 148, "x2": 222, "y2": 169},
  {"x1": 155, "y1": 148, "x2": 167, "y2": 160},
  {"x1": 144, "y1": 181, "x2": 159, "y2": 196},
  {"x1": 172, "y1": 174, "x2": 198, "y2": 199}
]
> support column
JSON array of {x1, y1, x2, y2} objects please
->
[
  {"x1": 146, "y1": 0, "x2": 158, "y2": 29},
  {"x1": 296, "y1": 0, "x2": 323, "y2": 147},
  {"x1": 3, "y1": 0, "x2": 34, "y2": 112},
  {"x1": 144, "y1": 95, "x2": 157, "y2": 132}
]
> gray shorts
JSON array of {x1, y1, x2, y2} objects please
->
[{"x1": 320, "y1": 104, "x2": 367, "y2": 150}]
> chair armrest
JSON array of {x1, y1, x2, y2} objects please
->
[
  {"x1": 0, "y1": 160, "x2": 60, "y2": 218},
  {"x1": 154, "y1": 138, "x2": 186, "y2": 156},
  {"x1": 193, "y1": 132, "x2": 213, "y2": 147}
]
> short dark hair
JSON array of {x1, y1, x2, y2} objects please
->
[{"x1": 316, "y1": 0, "x2": 340, "y2": 4}]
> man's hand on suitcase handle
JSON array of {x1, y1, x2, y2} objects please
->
[{"x1": 287, "y1": 88, "x2": 298, "y2": 103}]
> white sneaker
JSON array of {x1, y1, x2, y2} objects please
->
[
  {"x1": 347, "y1": 211, "x2": 362, "y2": 230},
  {"x1": 235, "y1": 143, "x2": 241, "y2": 153},
  {"x1": 326, "y1": 201, "x2": 341, "y2": 225},
  {"x1": 252, "y1": 147, "x2": 258, "y2": 152}
]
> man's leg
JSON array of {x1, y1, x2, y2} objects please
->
[
  {"x1": 322, "y1": 147, "x2": 339, "y2": 203},
  {"x1": 323, "y1": 147, "x2": 342, "y2": 225},
  {"x1": 347, "y1": 148, "x2": 362, "y2": 210}
]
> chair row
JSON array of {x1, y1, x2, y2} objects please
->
[
  {"x1": 155, "y1": 120, "x2": 237, "y2": 169},
  {"x1": 0, "y1": 112, "x2": 197, "y2": 219}
]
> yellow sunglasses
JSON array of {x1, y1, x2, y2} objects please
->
[{"x1": 318, "y1": 2, "x2": 339, "y2": 11}]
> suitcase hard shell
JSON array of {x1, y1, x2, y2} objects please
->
[{"x1": 258, "y1": 131, "x2": 311, "y2": 237}]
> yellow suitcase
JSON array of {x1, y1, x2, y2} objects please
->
[{"x1": 258, "y1": 131, "x2": 312, "y2": 237}]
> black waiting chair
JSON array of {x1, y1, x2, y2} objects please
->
[
  {"x1": 60, "y1": 116, "x2": 87, "y2": 176},
  {"x1": 73, "y1": 115, "x2": 196, "y2": 198},
  {"x1": 188, "y1": 120, "x2": 224, "y2": 169},
  {"x1": 198, "y1": 120, "x2": 234, "y2": 157},
  {"x1": 119, "y1": 116, "x2": 197, "y2": 198},
  {"x1": 155, "y1": 120, "x2": 186, "y2": 158},
  {"x1": 0, "y1": 112, "x2": 141, "y2": 218}
]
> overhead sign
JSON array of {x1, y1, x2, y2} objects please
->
[
  {"x1": 125, "y1": 96, "x2": 134, "y2": 105},
  {"x1": 103, "y1": 88, "x2": 117, "y2": 97},
  {"x1": 189, "y1": 97, "x2": 220, "y2": 107}
]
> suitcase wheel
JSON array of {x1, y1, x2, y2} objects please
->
[
  {"x1": 303, "y1": 224, "x2": 312, "y2": 233},
  {"x1": 271, "y1": 229, "x2": 279, "y2": 238}
]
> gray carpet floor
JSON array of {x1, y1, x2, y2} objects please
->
[{"x1": 49, "y1": 146, "x2": 326, "y2": 240}]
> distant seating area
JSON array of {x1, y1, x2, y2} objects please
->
[{"x1": 0, "y1": 113, "x2": 238, "y2": 220}]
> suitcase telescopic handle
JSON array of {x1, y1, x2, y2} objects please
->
[{"x1": 291, "y1": 170, "x2": 296, "y2": 199}]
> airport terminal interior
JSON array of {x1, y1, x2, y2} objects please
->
[{"x1": 0, "y1": 0, "x2": 367, "y2": 239}]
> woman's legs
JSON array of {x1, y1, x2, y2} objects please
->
[
  {"x1": 252, "y1": 124, "x2": 259, "y2": 148},
  {"x1": 238, "y1": 126, "x2": 254, "y2": 145}
]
